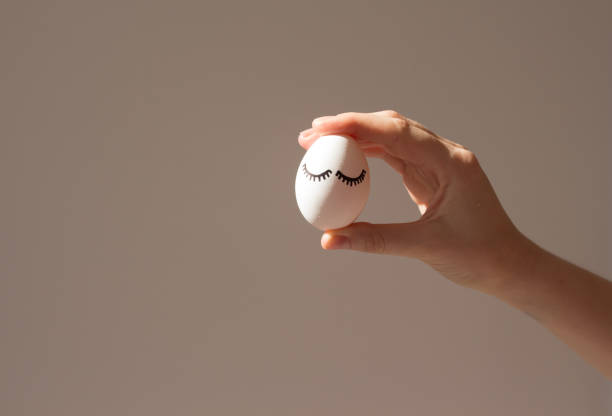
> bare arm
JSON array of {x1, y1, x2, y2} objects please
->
[
  {"x1": 298, "y1": 110, "x2": 612, "y2": 378},
  {"x1": 477, "y1": 234, "x2": 612, "y2": 377}
]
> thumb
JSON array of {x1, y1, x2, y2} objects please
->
[{"x1": 321, "y1": 221, "x2": 427, "y2": 257}]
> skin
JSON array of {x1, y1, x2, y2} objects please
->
[{"x1": 298, "y1": 110, "x2": 612, "y2": 379}]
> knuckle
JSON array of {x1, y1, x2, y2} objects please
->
[
  {"x1": 449, "y1": 148, "x2": 483, "y2": 179},
  {"x1": 453, "y1": 148, "x2": 478, "y2": 165},
  {"x1": 384, "y1": 117, "x2": 410, "y2": 150},
  {"x1": 394, "y1": 117, "x2": 411, "y2": 136},
  {"x1": 383, "y1": 109, "x2": 402, "y2": 119},
  {"x1": 364, "y1": 230, "x2": 387, "y2": 254}
]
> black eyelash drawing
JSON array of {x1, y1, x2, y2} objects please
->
[
  {"x1": 302, "y1": 164, "x2": 333, "y2": 182},
  {"x1": 335, "y1": 169, "x2": 367, "y2": 187},
  {"x1": 302, "y1": 164, "x2": 367, "y2": 187}
]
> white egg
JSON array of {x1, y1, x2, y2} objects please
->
[{"x1": 295, "y1": 134, "x2": 370, "y2": 231}]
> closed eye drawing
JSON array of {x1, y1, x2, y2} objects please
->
[
  {"x1": 302, "y1": 164, "x2": 367, "y2": 187},
  {"x1": 335, "y1": 169, "x2": 367, "y2": 186},
  {"x1": 302, "y1": 164, "x2": 332, "y2": 181}
]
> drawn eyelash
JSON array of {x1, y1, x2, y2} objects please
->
[
  {"x1": 335, "y1": 169, "x2": 367, "y2": 186},
  {"x1": 302, "y1": 164, "x2": 332, "y2": 182}
]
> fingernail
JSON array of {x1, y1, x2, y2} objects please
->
[
  {"x1": 298, "y1": 128, "x2": 314, "y2": 139},
  {"x1": 322, "y1": 233, "x2": 349, "y2": 250}
]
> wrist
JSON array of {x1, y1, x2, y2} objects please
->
[{"x1": 465, "y1": 229, "x2": 546, "y2": 298}]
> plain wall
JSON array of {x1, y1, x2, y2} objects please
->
[{"x1": 1, "y1": 0, "x2": 610, "y2": 414}]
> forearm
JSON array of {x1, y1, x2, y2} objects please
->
[{"x1": 476, "y1": 233, "x2": 612, "y2": 378}]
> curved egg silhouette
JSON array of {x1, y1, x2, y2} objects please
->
[{"x1": 295, "y1": 134, "x2": 370, "y2": 231}]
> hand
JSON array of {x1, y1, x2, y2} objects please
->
[
  {"x1": 300, "y1": 111, "x2": 612, "y2": 377},
  {"x1": 298, "y1": 110, "x2": 529, "y2": 290}
]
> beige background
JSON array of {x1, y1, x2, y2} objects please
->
[{"x1": 1, "y1": 0, "x2": 610, "y2": 415}]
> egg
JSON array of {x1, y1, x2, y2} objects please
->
[{"x1": 295, "y1": 134, "x2": 370, "y2": 231}]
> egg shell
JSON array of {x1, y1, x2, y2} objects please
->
[{"x1": 295, "y1": 134, "x2": 370, "y2": 231}]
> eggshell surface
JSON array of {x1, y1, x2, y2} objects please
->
[{"x1": 295, "y1": 134, "x2": 370, "y2": 230}]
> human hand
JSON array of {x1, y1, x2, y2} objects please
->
[{"x1": 298, "y1": 110, "x2": 530, "y2": 290}]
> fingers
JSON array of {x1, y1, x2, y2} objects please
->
[
  {"x1": 298, "y1": 111, "x2": 413, "y2": 150},
  {"x1": 306, "y1": 111, "x2": 448, "y2": 167},
  {"x1": 321, "y1": 221, "x2": 428, "y2": 257},
  {"x1": 297, "y1": 128, "x2": 319, "y2": 149},
  {"x1": 312, "y1": 112, "x2": 405, "y2": 149},
  {"x1": 298, "y1": 112, "x2": 403, "y2": 150}
]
